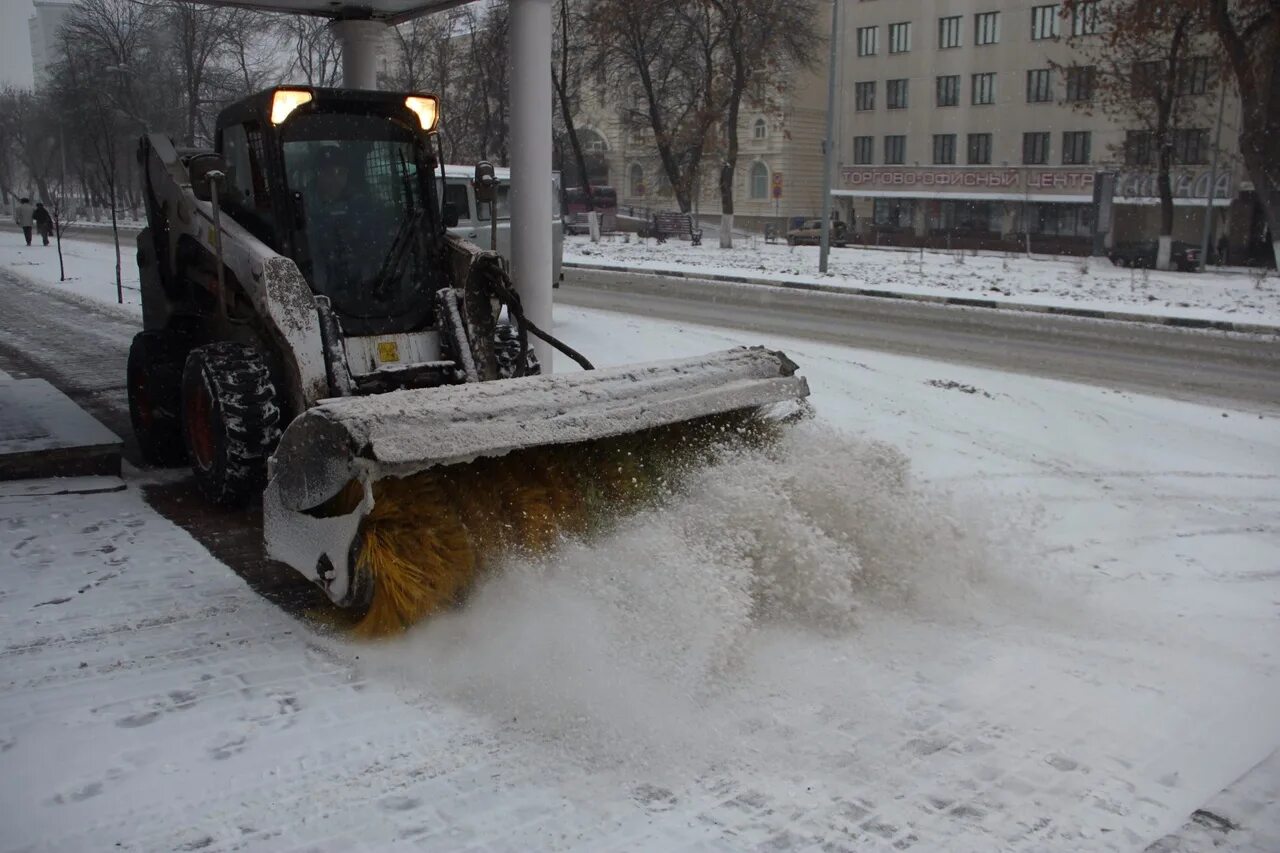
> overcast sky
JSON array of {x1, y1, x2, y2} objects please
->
[{"x1": 1, "y1": 0, "x2": 36, "y2": 90}]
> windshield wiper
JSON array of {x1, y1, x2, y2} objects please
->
[{"x1": 371, "y1": 152, "x2": 423, "y2": 301}]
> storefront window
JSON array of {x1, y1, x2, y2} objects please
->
[
  {"x1": 928, "y1": 200, "x2": 999, "y2": 234},
  {"x1": 873, "y1": 198, "x2": 916, "y2": 230},
  {"x1": 1025, "y1": 202, "x2": 1094, "y2": 237}
]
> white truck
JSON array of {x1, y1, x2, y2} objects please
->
[{"x1": 439, "y1": 164, "x2": 564, "y2": 286}]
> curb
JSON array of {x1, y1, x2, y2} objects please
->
[{"x1": 564, "y1": 261, "x2": 1280, "y2": 337}]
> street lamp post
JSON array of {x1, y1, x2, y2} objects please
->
[
  {"x1": 818, "y1": 0, "x2": 840, "y2": 273},
  {"x1": 1198, "y1": 81, "x2": 1228, "y2": 270}
]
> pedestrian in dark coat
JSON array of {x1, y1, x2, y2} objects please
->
[
  {"x1": 33, "y1": 202, "x2": 53, "y2": 246},
  {"x1": 1216, "y1": 233, "x2": 1229, "y2": 266}
]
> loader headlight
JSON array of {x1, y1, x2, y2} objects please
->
[
  {"x1": 404, "y1": 96, "x2": 439, "y2": 132},
  {"x1": 271, "y1": 89, "x2": 313, "y2": 125}
]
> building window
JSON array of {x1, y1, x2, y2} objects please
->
[
  {"x1": 1125, "y1": 130, "x2": 1153, "y2": 165},
  {"x1": 884, "y1": 135, "x2": 906, "y2": 165},
  {"x1": 1032, "y1": 4, "x2": 1060, "y2": 40},
  {"x1": 1132, "y1": 60, "x2": 1162, "y2": 98},
  {"x1": 1174, "y1": 128, "x2": 1209, "y2": 164},
  {"x1": 853, "y1": 136, "x2": 874, "y2": 165},
  {"x1": 972, "y1": 72, "x2": 996, "y2": 105},
  {"x1": 749, "y1": 161, "x2": 768, "y2": 199},
  {"x1": 1065, "y1": 65, "x2": 1095, "y2": 101},
  {"x1": 1062, "y1": 131, "x2": 1091, "y2": 164},
  {"x1": 975, "y1": 11, "x2": 1000, "y2": 45},
  {"x1": 855, "y1": 81, "x2": 876, "y2": 111},
  {"x1": 1069, "y1": 1, "x2": 1098, "y2": 36},
  {"x1": 1178, "y1": 57, "x2": 1211, "y2": 95},
  {"x1": 1026, "y1": 68, "x2": 1052, "y2": 103},
  {"x1": 887, "y1": 78, "x2": 909, "y2": 109},
  {"x1": 857, "y1": 26, "x2": 879, "y2": 56},
  {"x1": 889, "y1": 21, "x2": 911, "y2": 53},
  {"x1": 753, "y1": 118, "x2": 767, "y2": 140},
  {"x1": 1023, "y1": 131, "x2": 1050, "y2": 164},
  {"x1": 967, "y1": 133, "x2": 992, "y2": 165},
  {"x1": 629, "y1": 163, "x2": 645, "y2": 196},
  {"x1": 937, "y1": 75, "x2": 960, "y2": 107},
  {"x1": 939, "y1": 15, "x2": 961, "y2": 49},
  {"x1": 933, "y1": 134, "x2": 957, "y2": 165}
]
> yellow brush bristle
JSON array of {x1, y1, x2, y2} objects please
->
[{"x1": 345, "y1": 411, "x2": 775, "y2": 638}]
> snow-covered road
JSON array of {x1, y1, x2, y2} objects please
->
[{"x1": 2, "y1": 237, "x2": 1278, "y2": 851}]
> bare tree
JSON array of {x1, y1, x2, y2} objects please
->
[
  {"x1": 384, "y1": 14, "x2": 451, "y2": 90},
  {"x1": 587, "y1": 0, "x2": 721, "y2": 214},
  {"x1": 1059, "y1": 2, "x2": 1206, "y2": 269},
  {"x1": 552, "y1": 0, "x2": 596, "y2": 209},
  {"x1": 1068, "y1": 0, "x2": 1280, "y2": 267},
  {"x1": 0, "y1": 87, "x2": 61, "y2": 205},
  {"x1": 282, "y1": 17, "x2": 341, "y2": 88},
  {"x1": 221, "y1": 13, "x2": 282, "y2": 98},
  {"x1": 48, "y1": 169, "x2": 77, "y2": 282},
  {"x1": 55, "y1": 0, "x2": 154, "y2": 303},
  {"x1": 151, "y1": 1, "x2": 240, "y2": 145},
  {"x1": 463, "y1": 4, "x2": 510, "y2": 162},
  {"x1": 709, "y1": 0, "x2": 819, "y2": 246}
]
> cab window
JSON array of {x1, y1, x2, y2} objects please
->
[
  {"x1": 219, "y1": 122, "x2": 274, "y2": 243},
  {"x1": 443, "y1": 180, "x2": 472, "y2": 223}
]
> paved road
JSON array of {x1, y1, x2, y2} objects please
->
[{"x1": 559, "y1": 267, "x2": 1280, "y2": 410}]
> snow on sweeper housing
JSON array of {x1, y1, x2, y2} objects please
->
[{"x1": 128, "y1": 86, "x2": 810, "y2": 635}]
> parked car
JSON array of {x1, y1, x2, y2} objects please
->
[
  {"x1": 1107, "y1": 240, "x2": 1201, "y2": 272},
  {"x1": 787, "y1": 219, "x2": 849, "y2": 247}
]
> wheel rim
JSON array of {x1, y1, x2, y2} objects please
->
[
  {"x1": 129, "y1": 366, "x2": 153, "y2": 431},
  {"x1": 186, "y1": 379, "x2": 216, "y2": 471}
]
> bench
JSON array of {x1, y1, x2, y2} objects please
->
[{"x1": 651, "y1": 211, "x2": 702, "y2": 246}]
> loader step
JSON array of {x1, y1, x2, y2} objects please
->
[{"x1": 0, "y1": 379, "x2": 123, "y2": 480}]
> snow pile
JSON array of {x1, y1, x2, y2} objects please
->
[
  {"x1": 362, "y1": 425, "x2": 1013, "y2": 766},
  {"x1": 566, "y1": 235, "x2": 1280, "y2": 325}
]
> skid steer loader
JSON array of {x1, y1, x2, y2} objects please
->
[{"x1": 129, "y1": 86, "x2": 809, "y2": 634}]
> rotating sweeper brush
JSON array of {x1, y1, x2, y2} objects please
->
[
  {"x1": 127, "y1": 86, "x2": 810, "y2": 636},
  {"x1": 265, "y1": 348, "x2": 808, "y2": 635}
]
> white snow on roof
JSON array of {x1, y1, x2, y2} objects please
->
[{"x1": 442, "y1": 164, "x2": 511, "y2": 181}]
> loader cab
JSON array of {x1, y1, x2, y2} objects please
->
[{"x1": 213, "y1": 87, "x2": 449, "y2": 336}]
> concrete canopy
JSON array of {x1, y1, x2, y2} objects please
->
[{"x1": 197, "y1": 0, "x2": 472, "y2": 26}]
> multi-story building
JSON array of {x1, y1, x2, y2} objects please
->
[
  {"x1": 830, "y1": 0, "x2": 1250, "y2": 254},
  {"x1": 569, "y1": 4, "x2": 831, "y2": 230},
  {"x1": 573, "y1": 0, "x2": 1263, "y2": 256}
]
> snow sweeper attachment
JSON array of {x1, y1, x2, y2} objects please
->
[{"x1": 264, "y1": 347, "x2": 810, "y2": 636}]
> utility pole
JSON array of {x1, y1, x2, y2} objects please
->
[
  {"x1": 1198, "y1": 81, "x2": 1228, "y2": 270},
  {"x1": 818, "y1": 0, "x2": 839, "y2": 273}
]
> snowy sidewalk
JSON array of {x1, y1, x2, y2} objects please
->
[
  {"x1": 0, "y1": 232, "x2": 142, "y2": 314},
  {"x1": 566, "y1": 236, "x2": 1280, "y2": 328}
]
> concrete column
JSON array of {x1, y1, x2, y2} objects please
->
[
  {"x1": 509, "y1": 0, "x2": 554, "y2": 371},
  {"x1": 331, "y1": 19, "x2": 385, "y2": 90}
]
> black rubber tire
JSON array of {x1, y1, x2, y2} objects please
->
[
  {"x1": 181, "y1": 342, "x2": 282, "y2": 507},
  {"x1": 127, "y1": 330, "x2": 188, "y2": 466}
]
